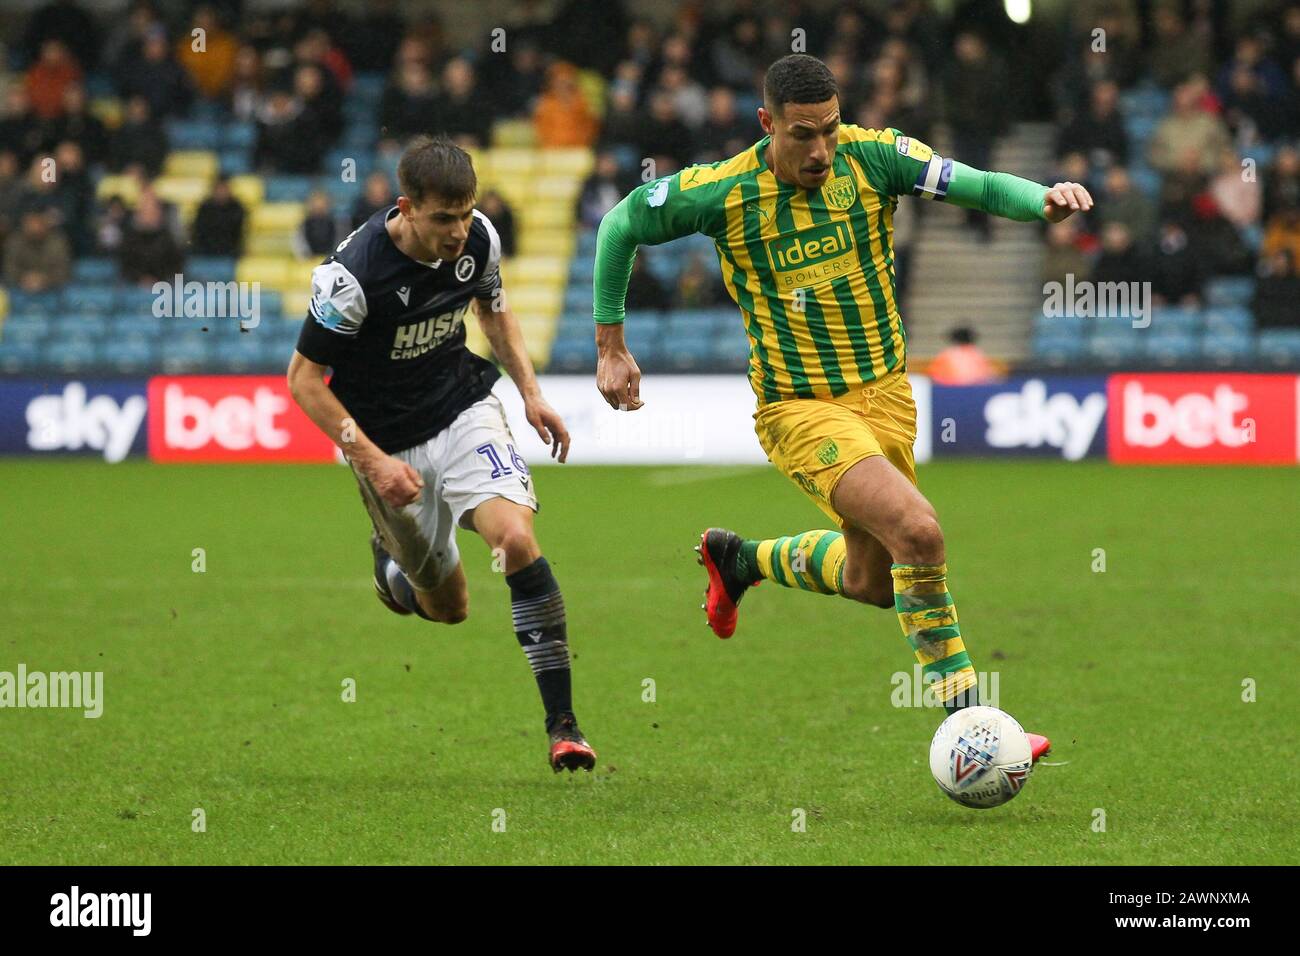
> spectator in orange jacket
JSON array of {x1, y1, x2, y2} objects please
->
[
  {"x1": 176, "y1": 5, "x2": 239, "y2": 99},
  {"x1": 928, "y1": 327, "x2": 1000, "y2": 385},
  {"x1": 534, "y1": 62, "x2": 597, "y2": 148},
  {"x1": 25, "y1": 38, "x2": 82, "y2": 120}
]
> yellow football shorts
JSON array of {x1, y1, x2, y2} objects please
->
[{"x1": 753, "y1": 369, "x2": 919, "y2": 527}]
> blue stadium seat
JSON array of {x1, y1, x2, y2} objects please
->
[
  {"x1": 116, "y1": 288, "x2": 162, "y2": 315},
  {"x1": 72, "y1": 258, "x2": 118, "y2": 284},
  {"x1": 160, "y1": 333, "x2": 215, "y2": 371},
  {"x1": 1085, "y1": 331, "x2": 1140, "y2": 365},
  {"x1": 221, "y1": 122, "x2": 257, "y2": 149},
  {"x1": 576, "y1": 230, "x2": 598, "y2": 259},
  {"x1": 0, "y1": 339, "x2": 41, "y2": 372},
  {"x1": 263, "y1": 175, "x2": 314, "y2": 203},
  {"x1": 1032, "y1": 330, "x2": 1085, "y2": 365},
  {"x1": 622, "y1": 312, "x2": 665, "y2": 356},
  {"x1": 1144, "y1": 331, "x2": 1199, "y2": 367},
  {"x1": 1205, "y1": 277, "x2": 1255, "y2": 307},
  {"x1": 167, "y1": 119, "x2": 221, "y2": 150},
  {"x1": 1256, "y1": 329, "x2": 1300, "y2": 366},
  {"x1": 546, "y1": 336, "x2": 597, "y2": 372},
  {"x1": 563, "y1": 284, "x2": 594, "y2": 313},
  {"x1": 219, "y1": 149, "x2": 252, "y2": 176},
  {"x1": 56, "y1": 313, "x2": 110, "y2": 339},
  {"x1": 63, "y1": 284, "x2": 119, "y2": 315},
  {"x1": 1031, "y1": 313, "x2": 1085, "y2": 336},
  {"x1": 710, "y1": 329, "x2": 750, "y2": 367},
  {"x1": 187, "y1": 256, "x2": 237, "y2": 283},
  {"x1": 1200, "y1": 330, "x2": 1254, "y2": 365},
  {"x1": 41, "y1": 337, "x2": 98, "y2": 372},
  {"x1": 192, "y1": 99, "x2": 224, "y2": 122},
  {"x1": 115, "y1": 314, "x2": 164, "y2": 337},
  {"x1": 664, "y1": 331, "x2": 713, "y2": 371},
  {"x1": 1203, "y1": 306, "x2": 1252, "y2": 334},
  {"x1": 644, "y1": 249, "x2": 681, "y2": 285},
  {"x1": 99, "y1": 336, "x2": 157, "y2": 371},
  {"x1": 6, "y1": 290, "x2": 61, "y2": 318},
  {"x1": 0, "y1": 316, "x2": 49, "y2": 345},
  {"x1": 569, "y1": 256, "x2": 595, "y2": 283},
  {"x1": 1149, "y1": 305, "x2": 1201, "y2": 332}
]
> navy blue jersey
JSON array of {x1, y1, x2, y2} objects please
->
[{"x1": 296, "y1": 205, "x2": 503, "y2": 453}]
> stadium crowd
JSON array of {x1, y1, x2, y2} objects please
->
[{"x1": 1, "y1": 0, "x2": 1298, "y2": 335}]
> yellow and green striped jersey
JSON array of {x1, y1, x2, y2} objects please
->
[{"x1": 593, "y1": 125, "x2": 1048, "y2": 405}]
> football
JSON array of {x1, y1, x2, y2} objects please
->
[{"x1": 929, "y1": 706, "x2": 1034, "y2": 809}]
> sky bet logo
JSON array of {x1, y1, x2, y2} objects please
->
[
  {"x1": 50, "y1": 886, "x2": 151, "y2": 936},
  {"x1": 765, "y1": 221, "x2": 855, "y2": 289}
]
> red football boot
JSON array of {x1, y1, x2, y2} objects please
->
[
  {"x1": 548, "y1": 713, "x2": 596, "y2": 773},
  {"x1": 695, "y1": 528, "x2": 760, "y2": 639},
  {"x1": 1027, "y1": 732, "x2": 1052, "y2": 764}
]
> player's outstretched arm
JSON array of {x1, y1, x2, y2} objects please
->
[
  {"x1": 854, "y1": 128, "x2": 1093, "y2": 223},
  {"x1": 475, "y1": 299, "x2": 570, "y2": 462},
  {"x1": 286, "y1": 350, "x2": 423, "y2": 505}
]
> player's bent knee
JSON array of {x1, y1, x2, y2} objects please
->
[
  {"x1": 495, "y1": 524, "x2": 540, "y2": 566},
  {"x1": 895, "y1": 514, "x2": 945, "y2": 565}
]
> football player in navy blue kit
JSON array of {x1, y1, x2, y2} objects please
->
[{"x1": 287, "y1": 136, "x2": 596, "y2": 772}]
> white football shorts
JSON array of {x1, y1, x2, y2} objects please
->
[{"x1": 349, "y1": 393, "x2": 538, "y2": 590}]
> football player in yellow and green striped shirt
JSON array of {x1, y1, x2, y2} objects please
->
[{"x1": 592, "y1": 55, "x2": 1090, "y2": 735}]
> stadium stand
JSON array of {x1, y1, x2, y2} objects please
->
[{"x1": 0, "y1": 0, "x2": 1297, "y2": 378}]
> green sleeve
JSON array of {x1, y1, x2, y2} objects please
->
[
  {"x1": 843, "y1": 126, "x2": 1047, "y2": 221},
  {"x1": 592, "y1": 172, "x2": 716, "y2": 325},
  {"x1": 942, "y1": 162, "x2": 1049, "y2": 222}
]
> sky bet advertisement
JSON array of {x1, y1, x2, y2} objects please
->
[{"x1": 0, "y1": 374, "x2": 1296, "y2": 465}]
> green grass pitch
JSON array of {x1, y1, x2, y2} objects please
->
[{"x1": 1, "y1": 458, "x2": 1296, "y2": 865}]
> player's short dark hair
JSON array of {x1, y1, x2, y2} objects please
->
[
  {"x1": 763, "y1": 54, "x2": 838, "y2": 114},
  {"x1": 397, "y1": 134, "x2": 477, "y2": 207}
]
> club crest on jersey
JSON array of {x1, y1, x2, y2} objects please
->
[
  {"x1": 454, "y1": 255, "x2": 475, "y2": 282},
  {"x1": 821, "y1": 175, "x2": 856, "y2": 211},
  {"x1": 396, "y1": 286, "x2": 411, "y2": 305}
]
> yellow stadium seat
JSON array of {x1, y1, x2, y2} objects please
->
[
  {"x1": 251, "y1": 202, "x2": 304, "y2": 234},
  {"x1": 95, "y1": 174, "x2": 142, "y2": 205},
  {"x1": 246, "y1": 233, "x2": 296, "y2": 257},
  {"x1": 89, "y1": 97, "x2": 122, "y2": 129},
  {"x1": 154, "y1": 176, "x2": 211, "y2": 207},
  {"x1": 236, "y1": 257, "x2": 291, "y2": 289},
  {"x1": 540, "y1": 148, "x2": 594, "y2": 177},
  {"x1": 535, "y1": 175, "x2": 581, "y2": 201},
  {"x1": 507, "y1": 286, "x2": 563, "y2": 314},
  {"x1": 286, "y1": 260, "x2": 318, "y2": 290},
  {"x1": 488, "y1": 148, "x2": 539, "y2": 180},
  {"x1": 520, "y1": 201, "x2": 573, "y2": 230},
  {"x1": 281, "y1": 290, "x2": 313, "y2": 318},
  {"x1": 492, "y1": 119, "x2": 537, "y2": 149},
  {"x1": 505, "y1": 256, "x2": 567, "y2": 284},
  {"x1": 0, "y1": 286, "x2": 9, "y2": 321},
  {"x1": 228, "y1": 175, "x2": 265, "y2": 209},
  {"x1": 164, "y1": 150, "x2": 219, "y2": 180},
  {"x1": 518, "y1": 229, "x2": 576, "y2": 257}
]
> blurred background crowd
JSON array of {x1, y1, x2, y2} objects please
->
[{"x1": 0, "y1": 0, "x2": 1297, "y2": 377}]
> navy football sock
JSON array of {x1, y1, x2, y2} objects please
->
[{"x1": 505, "y1": 556, "x2": 573, "y2": 725}]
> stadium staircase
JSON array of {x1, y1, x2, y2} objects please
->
[{"x1": 903, "y1": 121, "x2": 1055, "y2": 362}]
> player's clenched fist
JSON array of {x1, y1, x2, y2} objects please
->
[
  {"x1": 366, "y1": 455, "x2": 424, "y2": 507},
  {"x1": 596, "y1": 348, "x2": 644, "y2": 412}
]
